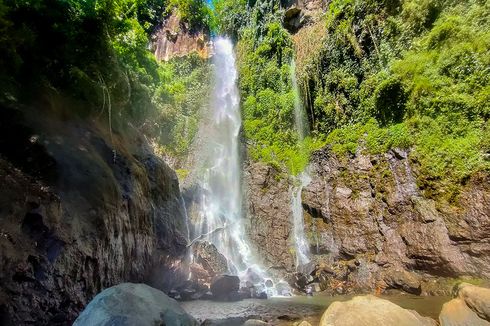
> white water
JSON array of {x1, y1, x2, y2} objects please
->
[
  {"x1": 194, "y1": 38, "x2": 263, "y2": 278},
  {"x1": 290, "y1": 59, "x2": 311, "y2": 269}
]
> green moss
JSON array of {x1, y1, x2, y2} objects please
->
[{"x1": 175, "y1": 169, "x2": 190, "y2": 181}]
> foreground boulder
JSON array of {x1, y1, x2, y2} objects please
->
[
  {"x1": 73, "y1": 283, "x2": 198, "y2": 326},
  {"x1": 319, "y1": 295, "x2": 437, "y2": 326},
  {"x1": 457, "y1": 283, "x2": 490, "y2": 321},
  {"x1": 439, "y1": 299, "x2": 490, "y2": 326},
  {"x1": 439, "y1": 283, "x2": 490, "y2": 326}
]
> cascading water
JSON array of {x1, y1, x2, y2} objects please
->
[
  {"x1": 290, "y1": 59, "x2": 311, "y2": 269},
  {"x1": 193, "y1": 37, "x2": 263, "y2": 278}
]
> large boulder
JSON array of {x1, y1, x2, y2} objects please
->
[
  {"x1": 210, "y1": 275, "x2": 240, "y2": 301},
  {"x1": 192, "y1": 241, "x2": 228, "y2": 278},
  {"x1": 319, "y1": 295, "x2": 437, "y2": 326},
  {"x1": 439, "y1": 298, "x2": 490, "y2": 326},
  {"x1": 73, "y1": 283, "x2": 198, "y2": 326},
  {"x1": 457, "y1": 283, "x2": 490, "y2": 321},
  {"x1": 439, "y1": 283, "x2": 490, "y2": 326}
]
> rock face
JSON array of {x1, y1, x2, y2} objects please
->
[
  {"x1": 246, "y1": 147, "x2": 490, "y2": 294},
  {"x1": 319, "y1": 295, "x2": 437, "y2": 326},
  {"x1": 73, "y1": 283, "x2": 198, "y2": 326},
  {"x1": 439, "y1": 283, "x2": 490, "y2": 326},
  {"x1": 281, "y1": 0, "x2": 327, "y2": 32},
  {"x1": 0, "y1": 105, "x2": 189, "y2": 324},
  {"x1": 153, "y1": 11, "x2": 211, "y2": 62},
  {"x1": 245, "y1": 163, "x2": 296, "y2": 276}
]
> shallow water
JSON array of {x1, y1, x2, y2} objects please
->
[{"x1": 182, "y1": 293, "x2": 450, "y2": 325}]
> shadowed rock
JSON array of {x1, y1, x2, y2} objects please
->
[{"x1": 210, "y1": 275, "x2": 240, "y2": 301}]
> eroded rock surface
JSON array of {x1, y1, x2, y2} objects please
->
[
  {"x1": 0, "y1": 106, "x2": 189, "y2": 324},
  {"x1": 246, "y1": 147, "x2": 490, "y2": 294},
  {"x1": 245, "y1": 163, "x2": 296, "y2": 277}
]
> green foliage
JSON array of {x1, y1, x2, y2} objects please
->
[
  {"x1": 212, "y1": 0, "x2": 249, "y2": 40},
  {"x1": 167, "y1": 0, "x2": 216, "y2": 31},
  {"x1": 237, "y1": 16, "x2": 311, "y2": 174},
  {"x1": 291, "y1": 0, "x2": 490, "y2": 200},
  {"x1": 153, "y1": 55, "x2": 212, "y2": 157},
  {"x1": 0, "y1": 0, "x2": 212, "y2": 163},
  {"x1": 324, "y1": 115, "x2": 489, "y2": 201}
]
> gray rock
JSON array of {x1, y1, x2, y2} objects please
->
[
  {"x1": 73, "y1": 283, "x2": 198, "y2": 326},
  {"x1": 246, "y1": 147, "x2": 490, "y2": 295}
]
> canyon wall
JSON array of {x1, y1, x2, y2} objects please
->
[
  {"x1": 0, "y1": 101, "x2": 189, "y2": 325},
  {"x1": 246, "y1": 148, "x2": 490, "y2": 295}
]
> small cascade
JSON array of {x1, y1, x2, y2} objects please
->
[
  {"x1": 291, "y1": 172, "x2": 311, "y2": 267},
  {"x1": 290, "y1": 59, "x2": 311, "y2": 269},
  {"x1": 291, "y1": 59, "x2": 307, "y2": 140}
]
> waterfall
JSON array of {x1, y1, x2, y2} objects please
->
[
  {"x1": 290, "y1": 59, "x2": 311, "y2": 269},
  {"x1": 193, "y1": 37, "x2": 262, "y2": 277}
]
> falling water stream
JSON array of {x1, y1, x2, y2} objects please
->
[
  {"x1": 193, "y1": 37, "x2": 266, "y2": 281},
  {"x1": 290, "y1": 59, "x2": 311, "y2": 269}
]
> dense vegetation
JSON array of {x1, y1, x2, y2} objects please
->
[
  {"x1": 0, "y1": 0, "x2": 488, "y2": 199},
  {"x1": 298, "y1": 0, "x2": 490, "y2": 200},
  {"x1": 216, "y1": 0, "x2": 490, "y2": 201},
  {"x1": 0, "y1": 0, "x2": 212, "y2": 159}
]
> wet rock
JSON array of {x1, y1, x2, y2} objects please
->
[
  {"x1": 383, "y1": 268, "x2": 422, "y2": 295},
  {"x1": 320, "y1": 295, "x2": 437, "y2": 326},
  {"x1": 243, "y1": 267, "x2": 265, "y2": 284},
  {"x1": 210, "y1": 275, "x2": 240, "y2": 301},
  {"x1": 256, "y1": 292, "x2": 268, "y2": 299},
  {"x1": 278, "y1": 313, "x2": 301, "y2": 321},
  {"x1": 239, "y1": 287, "x2": 252, "y2": 299},
  {"x1": 243, "y1": 319, "x2": 269, "y2": 325},
  {"x1": 289, "y1": 272, "x2": 313, "y2": 292},
  {"x1": 247, "y1": 145, "x2": 490, "y2": 295},
  {"x1": 193, "y1": 241, "x2": 229, "y2": 277},
  {"x1": 245, "y1": 163, "x2": 296, "y2": 275},
  {"x1": 73, "y1": 283, "x2": 198, "y2": 326},
  {"x1": 275, "y1": 281, "x2": 292, "y2": 296},
  {"x1": 439, "y1": 298, "x2": 490, "y2": 326}
]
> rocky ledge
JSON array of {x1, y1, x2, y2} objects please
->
[{"x1": 245, "y1": 147, "x2": 490, "y2": 295}]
